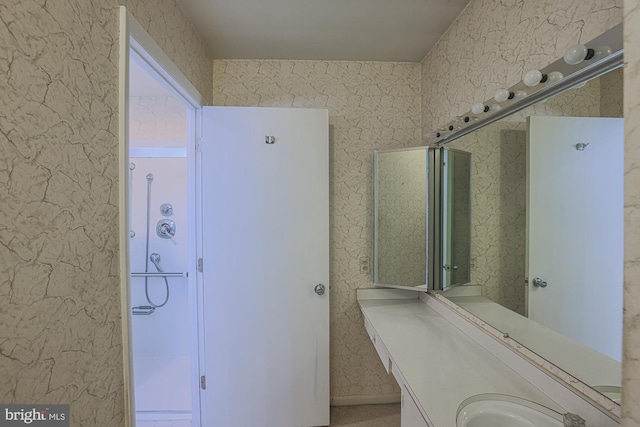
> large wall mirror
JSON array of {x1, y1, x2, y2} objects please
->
[{"x1": 438, "y1": 25, "x2": 623, "y2": 405}]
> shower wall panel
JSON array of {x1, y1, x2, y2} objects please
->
[{"x1": 129, "y1": 156, "x2": 191, "y2": 413}]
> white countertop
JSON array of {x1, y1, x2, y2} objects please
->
[
  {"x1": 446, "y1": 295, "x2": 621, "y2": 389},
  {"x1": 357, "y1": 290, "x2": 564, "y2": 426}
]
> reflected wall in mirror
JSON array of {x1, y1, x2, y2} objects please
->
[
  {"x1": 444, "y1": 149, "x2": 472, "y2": 288},
  {"x1": 429, "y1": 148, "x2": 472, "y2": 289},
  {"x1": 442, "y1": 66, "x2": 623, "y2": 401},
  {"x1": 374, "y1": 147, "x2": 472, "y2": 290},
  {"x1": 374, "y1": 148, "x2": 427, "y2": 287}
]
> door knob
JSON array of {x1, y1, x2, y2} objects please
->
[
  {"x1": 314, "y1": 283, "x2": 326, "y2": 295},
  {"x1": 532, "y1": 277, "x2": 548, "y2": 288}
]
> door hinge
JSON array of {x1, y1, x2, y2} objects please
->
[
  {"x1": 197, "y1": 258, "x2": 203, "y2": 272},
  {"x1": 196, "y1": 138, "x2": 203, "y2": 153},
  {"x1": 200, "y1": 375, "x2": 206, "y2": 390}
]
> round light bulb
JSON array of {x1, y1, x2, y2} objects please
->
[
  {"x1": 546, "y1": 71, "x2": 564, "y2": 85},
  {"x1": 493, "y1": 88, "x2": 511, "y2": 102},
  {"x1": 488, "y1": 103, "x2": 502, "y2": 114},
  {"x1": 471, "y1": 103, "x2": 487, "y2": 115},
  {"x1": 513, "y1": 90, "x2": 527, "y2": 101},
  {"x1": 564, "y1": 44, "x2": 588, "y2": 65},
  {"x1": 592, "y1": 45, "x2": 612, "y2": 62},
  {"x1": 523, "y1": 69, "x2": 543, "y2": 87}
]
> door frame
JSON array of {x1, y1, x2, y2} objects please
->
[{"x1": 118, "y1": 7, "x2": 205, "y2": 426}]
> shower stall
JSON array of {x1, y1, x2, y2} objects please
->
[
  {"x1": 128, "y1": 53, "x2": 196, "y2": 425},
  {"x1": 129, "y1": 156, "x2": 191, "y2": 418}
]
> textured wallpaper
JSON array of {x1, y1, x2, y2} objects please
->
[
  {"x1": 0, "y1": 2, "x2": 123, "y2": 425},
  {"x1": 129, "y1": 96, "x2": 187, "y2": 142},
  {"x1": 623, "y1": 0, "x2": 640, "y2": 425},
  {"x1": 0, "y1": 1, "x2": 211, "y2": 425},
  {"x1": 213, "y1": 59, "x2": 421, "y2": 400},
  {"x1": 601, "y1": 68, "x2": 624, "y2": 117},
  {"x1": 421, "y1": 0, "x2": 623, "y2": 138},
  {"x1": 449, "y1": 149, "x2": 472, "y2": 286},
  {"x1": 122, "y1": 0, "x2": 213, "y2": 103},
  {"x1": 376, "y1": 149, "x2": 427, "y2": 286}
]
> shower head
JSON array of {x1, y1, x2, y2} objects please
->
[
  {"x1": 150, "y1": 253, "x2": 163, "y2": 272},
  {"x1": 146, "y1": 173, "x2": 154, "y2": 181}
]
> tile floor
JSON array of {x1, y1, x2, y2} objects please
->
[{"x1": 135, "y1": 404, "x2": 401, "y2": 427}]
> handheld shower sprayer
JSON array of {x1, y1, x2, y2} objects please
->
[
  {"x1": 144, "y1": 252, "x2": 169, "y2": 308},
  {"x1": 150, "y1": 253, "x2": 163, "y2": 272}
]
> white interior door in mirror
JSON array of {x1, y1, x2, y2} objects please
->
[
  {"x1": 201, "y1": 106, "x2": 329, "y2": 426},
  {"x1": 526, "y1": 116, "x2": 623, "y2": 362}
]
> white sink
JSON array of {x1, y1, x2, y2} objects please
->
[{"x1": 457, "y1": 394, "x2": 564, "y2": 427}]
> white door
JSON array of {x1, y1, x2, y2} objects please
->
[
  {"x1": 526, "y1": 116, "x2": 623, "y2": 361},
  {"x1": 200, "y1": 106, "x2": 330, "y2": 427}
]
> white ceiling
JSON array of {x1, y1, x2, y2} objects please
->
[{"x1": 177, "y1": 0, "x2": 471, "y2": 62}]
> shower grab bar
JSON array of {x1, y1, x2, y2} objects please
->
[{"x1": 131, "y1": 272, "x2": 188, "y2": 278}]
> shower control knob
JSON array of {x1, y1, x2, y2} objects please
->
[
  {"x1": 314, "y1": 283, "x2": 326, "y2": 296},
  {"x1": 160, "y1": 203, "x2": 173, "y2": 216}
]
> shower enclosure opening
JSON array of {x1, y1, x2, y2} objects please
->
[{"x1": 127, "y1": 49, "x2": 198, "y2": 426}]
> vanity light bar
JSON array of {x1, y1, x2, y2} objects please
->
[
  {"x1": 435, "y1": 50, "x2": 622, "y2": 146},
  {"x1": 432, "y1": 23, "x2": 623, "y2": 146}
]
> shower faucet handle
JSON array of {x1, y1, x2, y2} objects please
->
[{"x1": 157, "y1": 219, "x2": 176, "y2": 239}]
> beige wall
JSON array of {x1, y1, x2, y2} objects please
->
[
  {"x1": 623, "y1": 0, "x2": 640, "y2": 425},
  {"x1": 602, "y1": 68, "x2": 625, "y2": 117},
  {"x1": 122, "y1": 1, "x2": 213, "y2": 103},
  {"x1": 129, "y1": 96, "x2": 187, "y2": 142},
  {"x1": 213, "y1": 59, "x2": 421, "y2": 400},
  {"x1": 0, "y1": 1, "x2": 211, "y2": 425},
  {"x1": 3, "y1": 0, "x2": 640, "y2": 423}
]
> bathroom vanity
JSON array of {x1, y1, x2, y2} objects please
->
[
  {"x1": 357, "y1": 288, "x2": 619, "y2": 426},
  {"x1": 367, "y1": 23, "x2": 624, "y2": 427}
]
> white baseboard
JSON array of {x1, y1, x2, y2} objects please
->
[{"x1": 330, "y1": 394, "x2": 401, "y2": 406}]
